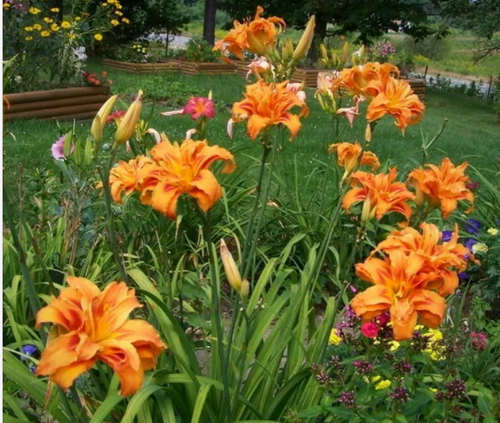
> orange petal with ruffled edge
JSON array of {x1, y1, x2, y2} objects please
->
[
  {"x1": 190, "y1": 169, "x2": 223, "y2": 212},
  {"x1": 51, "y1": 359, "x2": 97, "y2": 390},
  {"x1": 410, "y1": 289, "x2": 445, "y2": 328},
  {"x1": 390, "y1": 300, "x2": 418, "y2": 341},
  {"x1": 351, "y1": 285, "x2": 393, "y2": 319},
  {"x1": 150, "y1": 182, "x2": 181, "y2": 220},
  {"x1": 247, "y1": 114, "x2": 270, "y2": 139}
]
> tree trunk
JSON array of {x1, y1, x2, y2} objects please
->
[
  {"x1": 308, "y1": 14, "x2": 328, "y2": 63},
  {"x1": 203, "y1": 0, "x2": 217, "y2": 45}
]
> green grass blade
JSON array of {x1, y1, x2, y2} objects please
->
[{"x1": 191, "y1": 384, "x2": 212, "y2": 423}]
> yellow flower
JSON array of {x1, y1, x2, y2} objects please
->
[
  {"x1": 329, "y1": 329, "x2": 343, "y2": 346},
  {"x1": 424, "y1": 329, "x2": 443, "y2": 343},
  {"x1": 375, "y1": 380, "x2": 392, "y2": 390},
  {"x1": 388, "y1": 340, "x2": 400, "y2": 351},
  {"x1": 3, "y1": 3, "x2": 11, "y2": 9},
  {"x1": 61, "y1": 21, "x2": 71, "y2": 28},
  {"x1": 67, "y1": 33, "x2": 76, "y2": 39},
  {"x1": 116, "y1": 3, "x2": 123, "y2": 9},
  {"x1": 44, "y1": 17, "x2": 53, "y2": 23},
  {"x1": 50, "y1": 7, "x2": 59, "y2": 12},
  {"x1": 94, "y1": 33, "x2": 103, "y2": 41},
  {"x1": 472, "y1": 242, "x2": 488, "y2": 254},
  {"x1": 101, "y1": 2, "x2": 108, "y2": 6},
  {"x1": 25, "y1": 36, "x2": 33, "y2": 41},
  {"x1": 75, "y1": 16, "x2": 81, "y2": 21},
  {"x1": 107, "y1": 0, "x2": 115, "y2": 3},
  {"x1": 430, "y1": 388, "x2": 438, "y2": 393},
  {"x1": 29, "y1": 6, "x2": 41, "y2": 14},
  {"x1": 371, "y1": 375, "x2": 381, "y2": 383},
  {"x1": 41, "y1": 30, "x2": 51, "y2": 37},
  {"x1": 115, "y1": 10, "x2": 123, "y2": 16},
  {"x1": 110, "y1": 19, "x2": 119, "y2": 26},
  {"x1": 487, "y1": 228, "x2": 499, "y2": 236},
  {"x1": 51, "y1": 23, "x2": 60, "y2": 31},
  {"x1": 33, "y1": 24, "x2": 42, "y2": 30},
  {"x1": 24, "y1": 26, "x2": 34, "y2": 31},
  {"x1": 415, "y1": 325, "x2": 425, "y2": 331},
  {"x1": 122, "y1": 17, "x2": 130, "y2": 24}
]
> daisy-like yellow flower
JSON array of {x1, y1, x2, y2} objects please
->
[
  {"x1": 94, "y1": 33, "x2": 103, "y2": 41},
  {"x1": 101, "y1": 2, "x2": 108, "y2": 6},
  {"x1": 487, "y1": 228, "x2": 499, "y2": 236},
  {"x1": 51, "y1": 23, "x2": 60, "y2": 31},
  {"x1": 44, "y1": 17, "x2": 53, "y2": 23},
  {"x1": 41, "y1": 30, "x2": 51, "y2": 37},
  {"x1": 122, "y1": 17, "x2": 130, "y2": 24},
  {"x1": 3, "y1": 3, "x2": 11, "y2": 9},
  {"x1": 110, "y1": 19, "x2": 119, "y2": 26},
  {"x1": 29, "y1": 6, "x2": 41, "y2": 14},
  {"x1": 33, "y1": 24, "x2": 42, "y2": 30},
  {"x1": 115, "y1": 10, "x2": 123, "y2": 16},
  {"x1": 61, "y1": 21, "x2": 71, "y2": 28},
  {"x1": 74, "y1": 16, "x2": 81, "y2": 21},
  {"x1": 371, "y1": 375, "x2": 382, "y2": 383},
  {"x1": 67, "y1": 33, "x2": 76, "y2": 39},
  {"x1": 50, "y1": 7, "x2": 59, "y2": 12},
  {"x1": 25, "y1": 36, "x2": 34, "y2": 41},
  {"x1": 375, "y1": 380, "x2": 392, "y2": 390},
  {"x1": 24, "y1": 26, "x2": 34, "y2": 31},
  {"x1": 107, "y1": 0, "x2": 115, "y2": 3}
]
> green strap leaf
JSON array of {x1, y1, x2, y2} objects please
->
[
  {"x1": 121, "y1": 384, "x2": 163, "y2": 423},
  {"x1": 89, "y1": 393, "x2": 124, "y2": 423},
  {"x1": 191, "y1": 384, "x2": 212, "y2": 423}
]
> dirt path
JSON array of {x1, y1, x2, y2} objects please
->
[{"x1": 415, "y1": 66, "x2": 488, "y2": 83}]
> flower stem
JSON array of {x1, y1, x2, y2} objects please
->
[{"x1": 98, "y1": 150, "x2": 129, "y2": 283}]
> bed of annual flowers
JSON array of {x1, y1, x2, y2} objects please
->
[{"x1": 3, "y1": 6, "x2": 500, "y2": 423}]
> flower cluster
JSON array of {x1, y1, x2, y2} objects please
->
[
  {"x1": 374, "y1": 41, "x2": 396, "y2": 58},
  {"x1": 83, "y1": 70, "x2": 113, "y2": 86},
  {"x1": 351, "y1": 223, "x2": 472, "y2": 340}
]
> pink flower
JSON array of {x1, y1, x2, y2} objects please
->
[
  {"x1": 51, "y1": 135, "x2": 73, "y2": 161},
  {"x1": 361, "y1": 322, "x2": 380, "y2": 339},
  {"x1": 336, "y1": 96, "x2": 363, "y2": 127},
  {"x1": 246, "y1": 56, "x2": 272, "y2": 80},
  {"x1": 286, "y1": 82, "x2": 307, "y2": 103},
  {"x1": 106, "y1": 110, "x2": 126, "y2": 124},
  {"x1": 471, "y1": 332, "x2": 488, "y2": 350},
  {"x1": 161, "y1": 97, "x2": 216, "y2": 121},
  {"x1": 375, "y1": 312, "x2": 391, "y2": 327},
  {"x1": 183, "y1": 97, "x2": 215, "y2": 120}
]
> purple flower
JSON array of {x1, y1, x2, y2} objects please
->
[
  {"x1": 338, "y1": 390, "x2": 356, "y2": 408},
  {"x1": 51, "y1": 135, "x2": 73, "y2": 161},
  {"x1": 21, "y1": 344, "x2": 37, "y2": 361},
  {"x1": 465, "y1": 219, "x2": 481, "y2": 235},
  {"x1": 464, "y1": 238, "x2": 477, "y2": 252},
  {"x1": 441, "y1": 230, "x2": 453, "y2": 242},
  {"x1": 458, "y1": 272, "x2": 469, "y2": 280}
]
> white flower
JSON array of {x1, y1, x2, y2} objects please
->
[
  {"x1": 14, "y1": 75, "x2": 22, "y2": 83},
  {"x1": 472, "y1": 242, "x2": 488, "y2": 254},
  {"x1": 73, "y1": 46, "x2": 87, "y2": 61}
]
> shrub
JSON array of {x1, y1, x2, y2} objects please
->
[{"x1": 400, "y1": 35, "x2": 450, "y2": 61}]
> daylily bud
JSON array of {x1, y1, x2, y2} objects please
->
[
  {"x1": 292, "y1": 15, "x2": 315, "y2": 62},
  {"x1": 115, "y1": 90, "x2": 143, "y2": 145},
  {"x1": 240, "y1": 280, "x2": 250, "y2": 298},
  {"x1": 91, "y1": 94, "x2": 118, "y2": 144},
  {"x1": 63, "y1": 131, "x2": 73, "y2": 156},
  {"x1": 282, "y1": 38, "x2": 294, "y2": 62},
  {"x1": 83, "y1": 138, "x2": 93, "y2": 165},
  {"x1": 361, "y1": 199, "x2": 372, "y2": 223},
  {"x1": 341, "y1": 42, "x2": 349, "y2": 63},
  {"x1": 414, "y1": 186, "x2": 425, "y2": 205},
  {"x1": 208, "y1": 90, "x2": 213, "y2": 100},
  {"x1": 220, "y1": 239, "x2": 242, "y2": 293},
  {"x1": 320, "y1": 44, "x2": 328, "y2": 62},
  {"x1": 227, "y1": 118, "x2": 235, "y2": 140},
  {"x1": 365, "y1": 123, "x2": 372, "y2": 142}
]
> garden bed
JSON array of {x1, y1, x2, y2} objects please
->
[
  {"x1": 4, "y1": 86, "x2": 111, "y2": 121},
  {"x1": 179, "y1": 61, "x2": 236, "y2": 76},
  {"x1": 291, "y1": 68, "x2": 320, "y2": 88},
  {"x1": 102, "y1": 58, "x2": 180, "y2": 73}
]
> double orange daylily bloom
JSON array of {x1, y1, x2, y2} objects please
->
[
  {"x1": 232, "y1": 80, "x2": 309, "y2": 140},
  {"x1": 340, "y1": 62, "x2": 399, "y2": 96},
  {"x1": 352, "y1": 250, "x2": 446, "y2": 340},
  {"x1": 375, "y1": 223, "x2": 471, "y2": 296},
  {"x1": 36, "y1": 277, "x2": 166, "y2": 396},
  {"x1": 343, "y1": 168, "x2": 415, "y2": 222},
  {"x1": 352, "y1": 223, "x2": 471, "y2": 340},
  {"x1": 214, "y1": 6, "x2": 285, "y2": 60},
  {"x1": 329, "y1": 142, "x2": 380, "y2": 174},
  {"x1": 366, "y1": 77, "x2": 425, "y2": 131},
  {"x1": 108, "y1": 137, "x2": 235, "y2": 220},
  {"x1": 408, "y1": 157, "x2": 474, "y2": 218}
]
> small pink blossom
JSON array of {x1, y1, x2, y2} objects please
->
[
  {"x1": 246, "y1": 56, "x2": 272, "y2": 80},
  {"x1": 361, "y1": 322, "x2": 380, "y2": 339},
  {"x1": 51, "y1": 135, "x2": 73, "y2": 161},
  {"x1": 471, "y1": 332, "x2": 488, "y2": 350},
  {"x1": 336, "y1": 96, "x2": 363, "y2": 127},
  {"x1": 161, "y1": 97, "x2": 215, "y2": 121}
]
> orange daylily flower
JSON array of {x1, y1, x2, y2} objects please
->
[
  {"x1": 351, "y1": 250, "x2": 446, "y2": 340},
  {"x1": 232, "y1": 80, "x2": 309, "y2": 140},
  {"x1": 36, "y1": 277, "x2": 166, "y2": 396},
  {"x1": 375, "y1": 223, "x2": 471, "y2": 296},
  {"x1": 343, "y1": 168, "x2": 415, "y2": 222},
  {"x1": 408, "y1": 158, "x2": 474, "y2": 218},
  {"x1": 329, "y1": 142, "x2": 380, "y2": 174},
  {"x1": 339, "y1": 62, "x2": 399, "y2": 96},
  {"x1": 213, "y1": 6, "x2": 285, "y2": 60},
  {"x1": 109, "y1": 156, "x2": 156, "y2": 204},
  {"x1": 366, "y1": 77, "x2": 425, "y2": 131}
]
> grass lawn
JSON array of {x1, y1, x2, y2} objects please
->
[{"x1": 4, "y1": 61, "x2": 499, "y2": 185}]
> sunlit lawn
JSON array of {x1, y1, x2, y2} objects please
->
[{"x1": 4, "y1": 61, "x2": 500, "y2": 186}]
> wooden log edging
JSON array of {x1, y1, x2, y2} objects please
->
[
  {"x1": 4, "y1": 86, "x2": 111, "y2": 121},
  {"x1": 102, "y1": 58, "x2": 180, "y2": 73},
  {"x1": 290, "y1": 68, "x2": 320, "y2": 89},
  {"x1": 179, "y1": 61, "x2": 236, "y2": 76}
]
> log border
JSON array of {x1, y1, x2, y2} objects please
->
[{"x1": 4, "y1": 86, "x2": 111, "y2": 121}]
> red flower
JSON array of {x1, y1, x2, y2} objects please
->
[{"x1": 361, "y1": 322, "x2": 380, "y2": 339}]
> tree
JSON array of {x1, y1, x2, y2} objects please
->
[
  {"x1": 440, "y1": 0, "x2": 500, "y2": 60},
  {"x1": 220, "y1": 0, "x2": 438, "y2": 60},
  {"x1": 203, "y1": 0, "x2": 217, "y2": 45}
]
